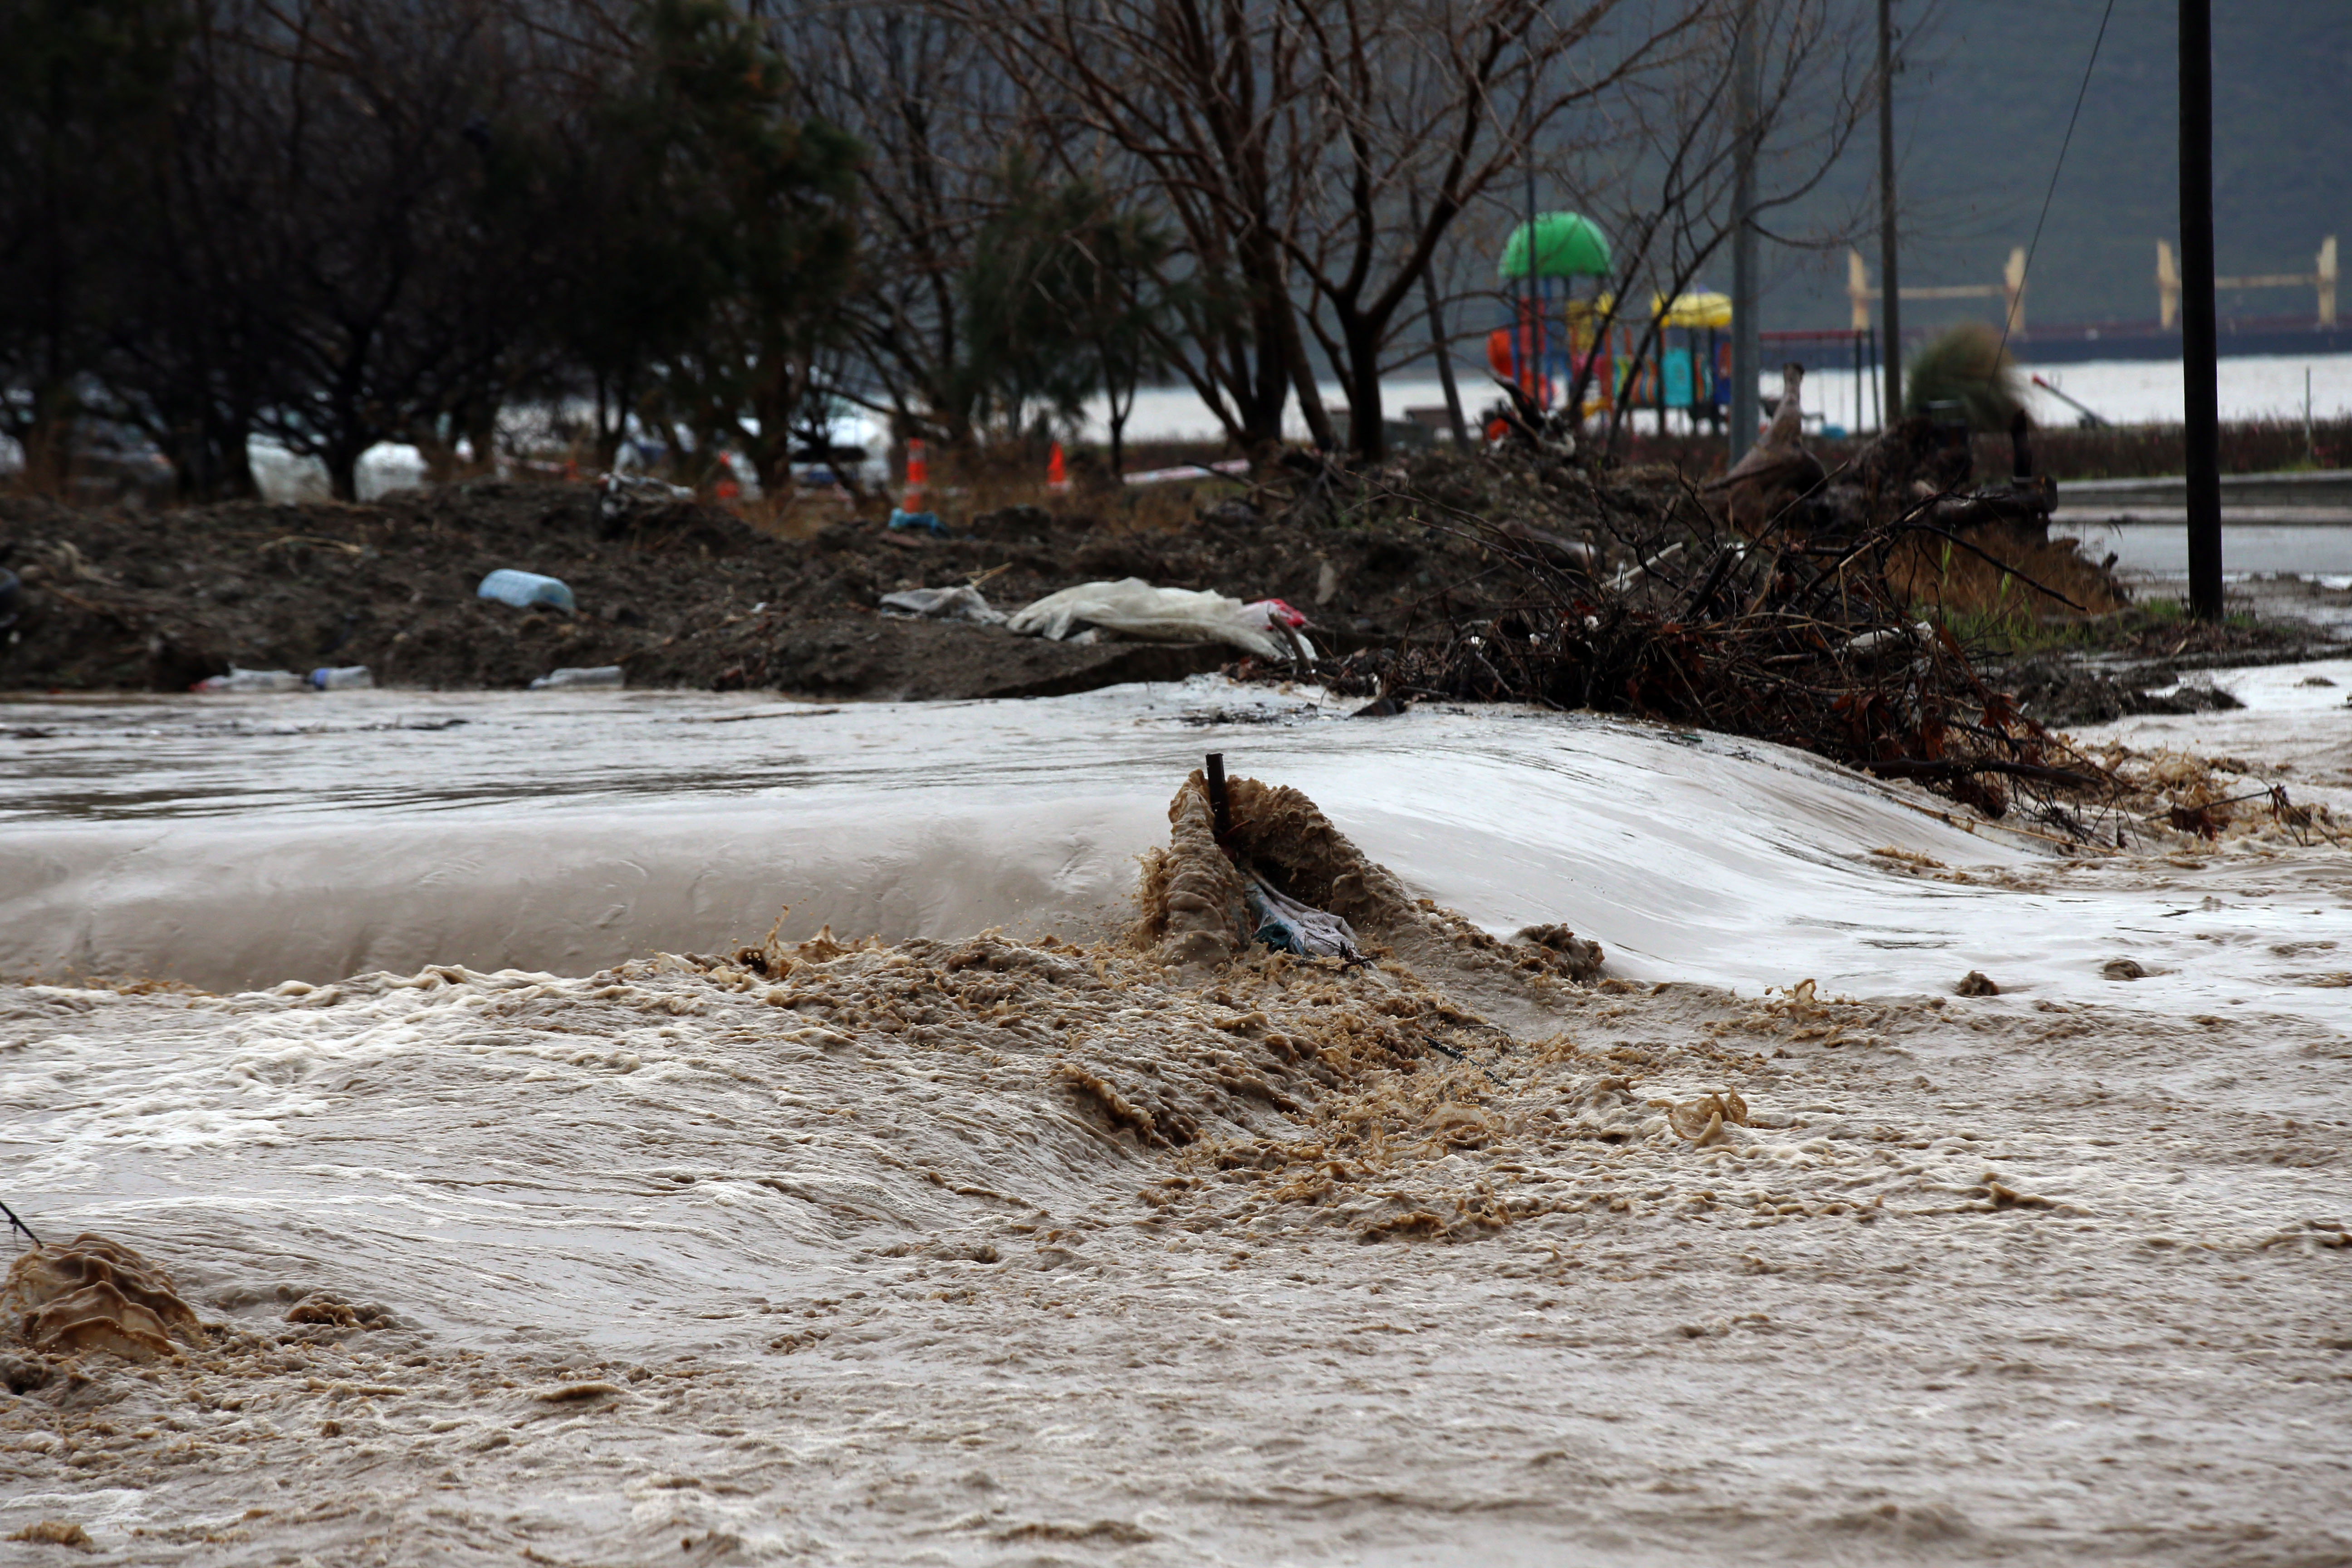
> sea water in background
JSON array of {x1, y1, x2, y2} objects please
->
[{"x1": 1081, "y1": 352, "x2": 2352, "y2": 445}]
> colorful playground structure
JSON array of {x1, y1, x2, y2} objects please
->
[
  {"x1": 1487, "y1": 212, "x2": 1883, "y2": 436},
  {"x1": 1486, "y1": 212, "x2": 1731, "y2": 431}
]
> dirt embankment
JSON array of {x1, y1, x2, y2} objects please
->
[
  {"x1": 0, "y1": 482, "x2": 1519, "y2": 699},
  {"x1": 0, "y1": 449, "x2": 2178, "y2": 712}
]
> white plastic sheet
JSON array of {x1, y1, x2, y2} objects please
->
[{"x1": 1008, "y1": 577, "x2": 1304, "y2": 660}]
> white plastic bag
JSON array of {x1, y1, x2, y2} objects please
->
[
  {"x1": 193, "y1": 668, "x2": 304, "y2": 693},
  {"x1": 878, "y1": 586, "x2": 1007, "y2": 625},
  {"x1": 1007, "y1": 578, "x2": 1310, "y2": 662}
]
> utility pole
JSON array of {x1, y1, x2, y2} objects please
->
[
  {"x1": 1877, "y1": 0, "x2": 1902, "y2": 429},
  {"x1": 2180, "y1": 0, "x2": 2222, "y2": 620},
  {"x1": 1730, "y1": 0, "x2": 1760, "y2": 463},
  {"x1": 1525, "y1": 157, "x2": 1543, "y2": 413}
]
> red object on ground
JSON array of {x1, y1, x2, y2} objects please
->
[
  {"x1": 1048, "y1": 441, "x2": 1069, "y2": 492},
  {"x1": 1250, "y1": 597, "x2": 1310, "y2": 629}
]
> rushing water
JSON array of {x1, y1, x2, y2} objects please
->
[
  {"x1": 5, "y1": 672, "x2": 2349, "y2": 1565},
  {"x1": 4, "y1": 671, "x2": 2348, "y2": 1018}
]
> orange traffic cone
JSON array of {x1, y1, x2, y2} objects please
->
[
  {"x1": 1047, "y1": 441, "x2": 1070, "y2": 494},
  {"x1": 902, "y1": 438, "x2": 928, "y2": 512}
]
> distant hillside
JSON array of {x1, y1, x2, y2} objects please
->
[{"x1": 1761, "y1": 0, "x2": 2351, "y2": 334}]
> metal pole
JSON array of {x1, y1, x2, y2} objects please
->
[
  {"x1": 1205, "y1": 753, "x2": 1230, "y2": 843},
  {"x1": 1730, "y1": 0, "x2": 1760, "y2": 463},
  {"x1": 1525, "y1": 162, "x2": 1543, "y2": 410},
  {"x1": 2180, "y1": 0, "x2": 2222, "y2": 620},
  {"x1": 1877, "y1": 0, "x2": 1903, "y2": 426}
]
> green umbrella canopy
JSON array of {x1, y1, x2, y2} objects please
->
[{"x1": 1498, "y1": 212, "x2": 1612, "y2": 280}]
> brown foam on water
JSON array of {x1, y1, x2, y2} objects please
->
[{"x1": 3, "y1": 1234, "x2": 205, "y2": 1361}]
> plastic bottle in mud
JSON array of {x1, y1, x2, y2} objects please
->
[
  {"x1": 309, "y1": 666, "x2": 374, "y2": 690},
  {"x1": 477, "y1": 569, "x2": 578, "y2": 612}
]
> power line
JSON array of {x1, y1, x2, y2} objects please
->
[{"x1": 1997, "y1": 0, "x2": 2121, "y2": 362}]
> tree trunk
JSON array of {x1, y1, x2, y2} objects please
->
[
  {"x1": 325, "y1": 440, "x2": 362, "y2": 503},
  {"x1": 1242, "y1": 330, "x2": 1289, "y2": 453},
  {"x1": 463, "y1": 406, "x2": 499, "y2": 479},
  {"x1": 750, "y1": 433, "x2": 794, "y2": 500},
  {"x1": 1105, "y1": 352, "x2": 1131, "y2": 477},
  {"x1": 1342, "y1": 321, "x2": 1386, "y2": 461},
  {"x1": 21, "y1": 402, "x2": 71, "y2": 497},
  {"x1": 1277, "y1": 301, "x2": 1335, "y2": 451},
  {"x1": 215, "y1": 418, "x2": 256, "y2": 500},
  {"x1": 1422, "y1": 268, "x2": 1468, "y2": 444}
]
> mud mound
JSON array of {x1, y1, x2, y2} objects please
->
[
  {"x1": 1138, "y1": 769, "x2": 1606, "y2": 992},
  {"x1": 672, "y1": 773, "x2": 1612, "y2": 1156},
  {"x1": 3, "y1": 1234, "x2": 205, "y2": 1361}
]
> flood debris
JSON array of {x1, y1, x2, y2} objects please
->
[
  {"x1": 1009, "y1": 578, "x2": 1313, "y2": 663},
  {"x1": 1233, "y1": 430, "x2": 2221, "y2": 840},
  {"x1": 192, "y1": 666, "x2": 304, "y2": 693},
  {"x1": 529, "y1": 664, "x2": 626, "y2": 690},
  {"x1": 477, "y1": 568, "x2": 576, "y2": 612},
  {"x1": 878, "y1": 585, "x2": 1007, "y2": 624},
  {"x1": 597, "y1": 472, "x2": 695, "y2": 518}
]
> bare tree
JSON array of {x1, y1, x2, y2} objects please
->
[
  {"x1": 0, "y1": 0, "x2": 182, "y2": 489},
  {"x1": 938, "y1": 0, "x2": 1721, "y2": 460},
  {"x1": 775, "y1": 3, "x2": 1021, "y2": 448},
  {"x1": 174, "y1": 0, "x2": 556, "y2": 500},
  {"x1": 1549, "y1": 0, "x2": 1873, "y2": 456}
]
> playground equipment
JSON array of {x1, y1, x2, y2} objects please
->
[
  {"x1": 1650, "y1": 289, "x2": 1734, "y2": 431},
  {"x1": 1488, "y1": 212, "x2": 1611, "y2": 413},
  {"x1": 1485, "y1": 213, "x2": 1779, "y2": 433}
]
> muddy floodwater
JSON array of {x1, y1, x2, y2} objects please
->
[{"x1": 3, "y1": 674, "x2": 2349, "y2": 1565}]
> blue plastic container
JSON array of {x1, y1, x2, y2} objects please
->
[{"x1": 477, "y1": 569, "x2": 576, "y2": 612}]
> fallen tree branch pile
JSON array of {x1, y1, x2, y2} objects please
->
[{"x1": 1244, "y1": 426, "x2": 2332, "y2": 849}]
